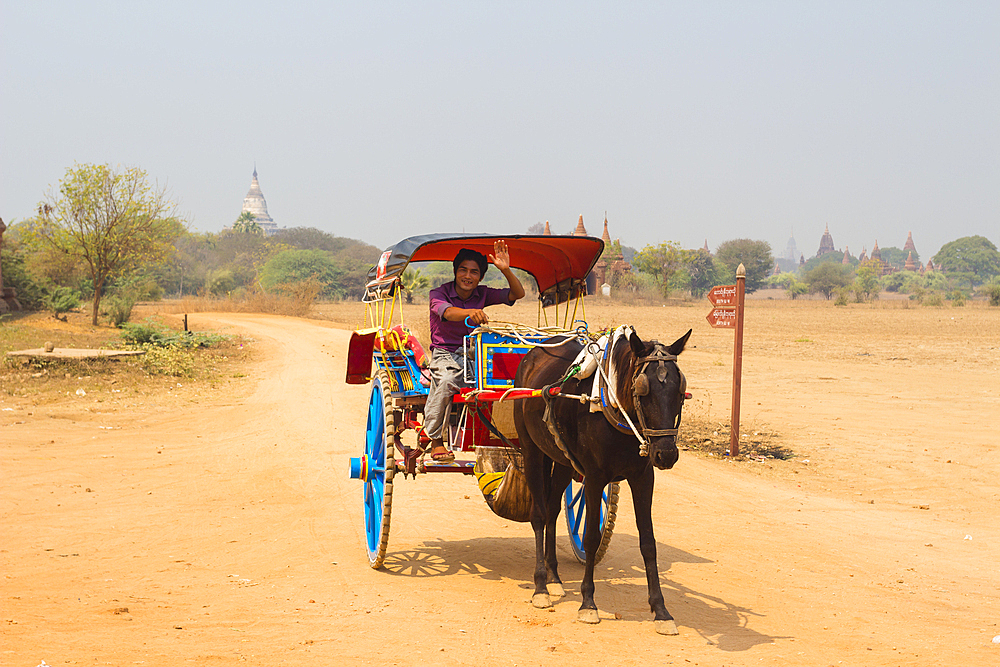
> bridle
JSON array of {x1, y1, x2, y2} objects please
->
[
  {"x1": 630, "y1": 346, "x2": 690, "y2": 459},
  {"x1": 598, "y1": 340, "x2": 689, "y2": 456},
  {"x1": 631, "y1": 348, "x2": 687, "y2": 444}
]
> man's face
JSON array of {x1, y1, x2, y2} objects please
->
[{"x1": 455, "y1": 259, "x2": 483, "y2": 293}]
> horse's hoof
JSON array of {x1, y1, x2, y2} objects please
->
[
  {"x1": 655, "y1": 619, "x2": 679, "y2": 635},
  {"x1": 531, "y1": 593, "x2": 552, "y2": 609},
  {"x1": 578, "y1": 608, "x2": 600, "y2": 624},
  {"x1": 546, "y1": 582, "x2": 566, "y2": 598}
]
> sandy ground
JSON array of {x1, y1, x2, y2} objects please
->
[{"x1": 3, "y1": 301, "x2": 1000, "y2": 666}]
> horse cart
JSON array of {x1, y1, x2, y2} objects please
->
[{"x1": 345, "y1": 233, "x2": 618, "y2": 569}]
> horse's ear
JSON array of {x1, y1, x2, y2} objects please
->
[
  {"x1": 628, "y1": 329, "x2": 647, "y2": 358},
  {"x1": 668, "y1": 329, "x2": 693, "y2": 356}
]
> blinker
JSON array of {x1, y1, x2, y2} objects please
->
[{"x1": 634, "y1": 373, "x2": 650, "y2": 396}]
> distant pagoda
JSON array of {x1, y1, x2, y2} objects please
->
[
  {"x1": 816, "y1": 224, "x2": 836, "y2": 257},
  {"x1": 785, "y1": 232, "x2": 799, "y2": 263},
  {"x1": 592, "y1": 215, "x2": 631, "y2": 292},
  {"x1": 241, "y1": 166, "x2": 278, "y2": 236}
]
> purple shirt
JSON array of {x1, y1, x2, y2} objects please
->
[{"x1": 429, "y1": 281, "x2": 512, "y2": 351}]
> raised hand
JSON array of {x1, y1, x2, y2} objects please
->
[{"x1": 489, "y1": 239, "x2": 511, "y2": 272}]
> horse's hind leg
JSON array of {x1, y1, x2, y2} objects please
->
[
  {"x1": 522, "y1": 441, "x2": 554, "y2": 609},
  {"x1": 543, "y1": 464, "x2": 573, "y2": 598},
  {"x1": 630, "y1": 465, "x2": 679, "y2": 635},
  {"x1": 577, "y1": 477, "x2": 607, "y2": 624}
]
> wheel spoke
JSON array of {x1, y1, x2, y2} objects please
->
[{"x1": 565, "y1": 480, "x2": 617, "y2": 564}]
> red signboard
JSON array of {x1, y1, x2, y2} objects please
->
[
  {"x1": 706, "y1": 307, "x2": 737, "y2": 329},
  {"x1": 707, "y1": 284, "x2": 738, "y2": 307}
]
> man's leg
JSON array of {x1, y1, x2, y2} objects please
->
[{"x1": 423, "y1": 349, "x2": 465, "y2": 459}]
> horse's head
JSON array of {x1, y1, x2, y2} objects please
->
[{"x1": 627, "y1": 328, "x2": 692, "y2": 470}]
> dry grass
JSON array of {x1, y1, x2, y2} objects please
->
[
  {"x1": 1, "y1": 310, "x2": 253, "y2": 404},
  {"x1": 147, "y1": 290, "x2": 317, "y2": 318},
  {"x1": 681, "y1": 415, "x2": 792, "y2": 461}
]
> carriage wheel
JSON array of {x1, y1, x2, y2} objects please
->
[
  {"x1": 349, "y1": 369, "x2": 395, "y2": 568},
  {"x1": 564, "y1": 480, "x2": 619, "y2": 564}
]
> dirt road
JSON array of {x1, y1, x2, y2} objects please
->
[{"x1": 3, "y1": 308, "x2": 999, "y2": 666}]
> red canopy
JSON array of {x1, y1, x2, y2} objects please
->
[{"x1": 367, "y1": 233, "x2": 604, "y2": 305}]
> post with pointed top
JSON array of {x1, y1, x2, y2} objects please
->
[{"x1": 730, "y1": 264, "x2": 746, "y2": 456}]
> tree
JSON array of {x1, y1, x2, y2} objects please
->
[
  {"x1": 232, "y1": 211, "x2": 262, "y2": 235},
  {"x1": 805, "y1": 262, "x2": 853, "y2": 299},
  {"x1": 680, "y1": 248, "x2": 722, "y2": 298},
  {"x1": 31, "y1": 164, "x2": 181, "y2": 324},
  {"x1": 932, "y1": 236, "x2": 1000, "y2": 286},
  {"x1": 633, "y1": 242, "x2": 683, "y2": 295},
  {"x1": 801, "y1": 251, "x2": 852, "y2": 275},
  {"x1": 765, "y1": 272, "x2": 807, "y2": 299},
  {"x1": 715, "y1": 239, "x2": 773, "y2": 293},
  {"x1": 259, "y1": 249, "x2": 344, "y2": 297},
  {"x1": 853, "y1": 262, "x2": 881, "y2": 302},
  {"x1": 400, "y1": 268, "x2": 429, "y2": 303},
  {"x1": 879, "y1": 246, "x2": 918, "y2": 271}
]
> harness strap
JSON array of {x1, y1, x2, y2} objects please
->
[{"x1": 541, "y1": 384, "x2": 587, "y2": 477}]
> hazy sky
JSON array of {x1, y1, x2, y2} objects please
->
[{"x1": 2, "y1": 2, "x2": 997, "y2": 260}]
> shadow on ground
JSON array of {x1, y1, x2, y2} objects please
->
[{"x1": 382, "y1": 535, "x2": 779, "y2": 652}]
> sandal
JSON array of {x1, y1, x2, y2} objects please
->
[{"x1": 430, "y1": 448, "x2": 455, "y2": 462}]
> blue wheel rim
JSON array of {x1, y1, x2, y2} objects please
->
[
  {"x1": 363, "y1": 375, "x2": 387, "y2": 560},
  {"x1": 564, "y1": 480, "x2": 609, "y2": 563}
]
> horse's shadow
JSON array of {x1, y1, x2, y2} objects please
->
[{"x1": 382, "y1": 533, "x2": 781, "y2": 652}]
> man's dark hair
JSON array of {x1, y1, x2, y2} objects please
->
[{"x1": 453, "y1": 248, "x2": 488, "y2": 277}]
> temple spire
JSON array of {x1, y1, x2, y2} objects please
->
[{"x1": 241, "y1": 166, "x2": 276, "y2": 235}]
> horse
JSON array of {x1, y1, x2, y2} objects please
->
[{"x1": 512, "y1": 326, "x2": 692, "y2": 635}]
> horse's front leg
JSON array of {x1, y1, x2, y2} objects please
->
[
  {"x1": 543, "y1": 464, "x2": 573, "y2": 599},
  {"x1": 630, "y1": 464, "x2": 679, "y2": 635},
  {"x1": 523, "y1": 446, "x2": 554, "y2": 609},
  {"x1": 577, "y1": 477, "x2": 607, "y2": 624}
]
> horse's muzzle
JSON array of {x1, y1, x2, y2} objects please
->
[{"x1": 650, "y1": 438, "x2": 679, "y2": 470}]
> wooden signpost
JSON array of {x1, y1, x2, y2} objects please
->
[{"x1": 706, "y1": 264, "x2": 746, "y2": 456}]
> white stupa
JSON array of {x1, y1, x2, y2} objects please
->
[{"x1": 241, "y1": 166, "x2": 278, "y2": 236}]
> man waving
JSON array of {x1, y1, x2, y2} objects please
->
[{"x1": 424, "y1": 240, "x2": 525, "y2": 461}]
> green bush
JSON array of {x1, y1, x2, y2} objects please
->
[
  {"x1": 949, "y1": 290, "x2": 966, "y2": 307},
  {"x1": 102, "y1": 293, "x2": 137, "y2": 326},
  {"x1": 923, "y1": 293, "x2": 944, "y2": 307},
  {"x1": 206, "y1": 269, "x2": 236, "y2": 296},
  {"x1": 833, "y1": 288, "x2": 849, "y2": 306},
  {"x1": 43, "y1": 286, "x2": 81, "y2": 319},
  {"x1": 985, "y1": 283, "x2": 1000, "y2": 307},
  {"x1": 120, "y1": 319, "x2": 229, "y2": 349},
  {"x1": 0, "y1": 242, "x2": 47, "y2": 309}
]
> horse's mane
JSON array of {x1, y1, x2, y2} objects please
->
[{"x1": 609, "y1": 334, "x2": 638, "y2": 414}]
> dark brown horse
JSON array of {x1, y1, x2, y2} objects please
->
[{"x1": 512, "y1": 327, "x2": 691, "y2": 635}]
